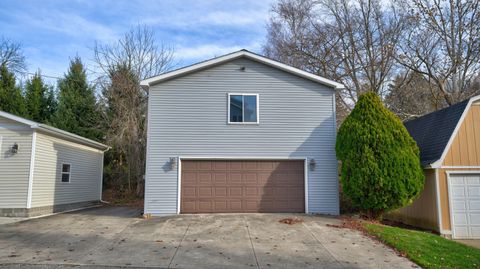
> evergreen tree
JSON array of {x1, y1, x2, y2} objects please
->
[
  {"x1": 0, "y1": 64, "x2": 26, "y2": 116},
  {"x1": 24, "y1": 71, "x2": 56, "y2": 122},
  {"x1": 51, "y1": 57, "x2": 101, "y2": 140},
  {"x1": 336, "y1": 92, "x2": 424, "y2": 219}
]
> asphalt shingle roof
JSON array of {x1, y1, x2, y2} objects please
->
[{"x1": 404, "y1": 98, "x2": 470, "y2": 166}]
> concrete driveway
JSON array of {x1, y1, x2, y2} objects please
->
[{"x1": 0, "y1": 206, "x2": 416, "y2": 269}]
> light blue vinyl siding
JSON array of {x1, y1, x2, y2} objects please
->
[{"x1": 145, "y1": 58, "x2": 339, "y2": 215}]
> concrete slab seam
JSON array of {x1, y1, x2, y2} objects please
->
[
  {"x1": 302, "y1": 222, "x2": 345, "y2": 268},
  {"x1": 243, "y1": 216, "x2": 260, "y2": 269},
  {"x1": 168, "y1": 223, "x2": 190, "y2": 269}
]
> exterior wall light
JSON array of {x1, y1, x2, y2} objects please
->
[
  {"x1": 309, "y1": 158, "x2": 316, "y2": 171},
  {"x1": 11, "y1": 143, "x2": 18, "y2": 154},
  {"x1": 169, "y1": 157, "x2": 177, "y2": 170}
]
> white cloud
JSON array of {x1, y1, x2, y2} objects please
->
[{"x1": 8, "y1": 7, "x2": 120, "y2": 44}]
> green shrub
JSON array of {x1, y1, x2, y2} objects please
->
[{"x1": 335, "y1": 92, "x2": 424, "y2": 219}]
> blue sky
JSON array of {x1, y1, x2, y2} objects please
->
[{"x1": 0, "y1": 0, "x2": 275, "y2": 83}]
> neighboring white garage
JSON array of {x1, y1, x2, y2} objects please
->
[
  {"x1": 0, "y1": 111, "x2": 109, "y2": 217},
  {"x1": 448, "y1": 173, "x2": 480, "y2": 239}
]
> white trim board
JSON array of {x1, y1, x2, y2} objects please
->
[
  {"x1": 140, "y1": 50, "x2": 344, "y2": 90},
  {"x1": 431, "y1": 96, "x2": 480, "y2": 168},
  {"x1": 0, "y1": 110, "x2": 109, "y2": 151},
  {"x1": 227, "y1": 93, "x2": 260, "y2": 124},
  {"x1": 177, "y1": 156, "x2": 309, "y2": 214},
  {"x1": 26, "y1": 131, "x2": 37, "y2": 209},
  {"x1": 434, "y1": 169, "x2": 444, "y2": 234}
]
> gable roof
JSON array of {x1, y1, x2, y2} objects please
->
[
  {"x1": 140, "y1": 49, "x2": 345, "y2": 89},
  {"x1": 0, "y1": 111, "x2": 109, "y2": 151},
  {"x1": 404, "y1": 95, "x2": 480, "y2": 167}
]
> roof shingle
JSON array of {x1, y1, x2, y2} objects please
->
[{"x1": 404, "y1": 99, "x2": 470, "y2": 166}]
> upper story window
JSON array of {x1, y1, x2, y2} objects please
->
[
  {"x1": 228, "y1": 93, "x2": 259, "y2": 124},
  {"x1": 61, "y1": 163, "x2": 71, "y2": 183}
]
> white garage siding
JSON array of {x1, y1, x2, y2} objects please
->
[
  {"x1": 0, "y1": 117, "x2": 32, "y2": 208},
  {"x1": 145, "y1": 57, "x2": 339, "y2": 216},
  {"x1": 30, "y1": 132, "x2": 103, "y2": 207}
]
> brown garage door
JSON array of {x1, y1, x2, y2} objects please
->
[{"x1": 181, "y1": 160, "x2": 305, "y2": 213}]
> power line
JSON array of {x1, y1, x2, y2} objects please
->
[{"x1": 18, "y1": 71, "x2": 102, "y2": 84}]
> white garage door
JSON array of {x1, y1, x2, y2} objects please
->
[{"x1": 449, "y1": 174, "x2": 480, "y2": 239}]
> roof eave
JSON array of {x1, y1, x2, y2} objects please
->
[{"x1": 34, "y1": 125, "x2": 110, "y2": 151}]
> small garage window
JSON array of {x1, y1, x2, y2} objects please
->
[
  {"x1": 228, "y1": 93, "x2": 259, "y2": 124},
  {"x1": 61, "y1": 163, "x2": 71, "y2": 183}
]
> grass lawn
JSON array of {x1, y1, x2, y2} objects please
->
[{"x1": 363, "y1": 223, "x2": 480, "y2": 269}]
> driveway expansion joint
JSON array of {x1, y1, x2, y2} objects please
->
[
  {"x1": 243, "y1": 216, "x2": 260, "y2": 269},
  {"x1": 302, "y1": 222, "x2": 345, "y2": 268},
  {"x1": 167, "y1": 223, "x2": 190, "y2": 269}
]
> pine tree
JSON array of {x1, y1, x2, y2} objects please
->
[
  {"x1": 336, "y1": 92, "x2": 425, "y2": 219},
  {"x1": 0, "y1": 64, "x2": 26, "y2": 116},
  {"x1": 24, "y1": 71, "x2": 56, "y2": 122},
  {"x1": 51, "y1": 57, "x2": 101, "y2": 140}
]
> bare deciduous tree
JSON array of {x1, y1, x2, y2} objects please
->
[
  {"x1": 94, "y1": 25, "x2": 174, "y2": 196},
  {"x1": 386, "y1": 72, "x2": 444, "y2": 120},
  {"x1": 396, "y1": 0, "x2": 480, "y2": 105},
  {"x1": 0, "y1": 37, "x2": 26, "y2": 74},
  {"x1": 264, "y1": 0, "x2": 405, "y2": 123}
]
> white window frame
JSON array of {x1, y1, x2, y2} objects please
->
[
  {"x1": 227, "y1": 93, "x2": 259, "y2": 124},
  {"x1": 61, "y1": 163, "x2": 71, "y2": 183}
]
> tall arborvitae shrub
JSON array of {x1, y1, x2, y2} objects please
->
[{"x1": 336, "y1": 92, "x2": 424, "y2": 219}]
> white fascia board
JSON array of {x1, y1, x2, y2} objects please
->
[
  {"x1": 140, "y1": 50, "x2": 345, "y2": 90},
  {"x1": 0, "y1": 111, "x2": 38, "y2": 126},
  {"x1": 35, "y1": 125, "x2": 110, "y2": 151},
  {"x1": 430, "y1": 95, "x2": 480, "y2": 168},
  {"x1": 0, "y1": 110, "x2": 109, "y2": 151}
]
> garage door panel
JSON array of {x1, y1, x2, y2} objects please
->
[
  {"x1": 214, "y1": 173, "x2": 227, "y2": 184},
  {"x1": 470, "y1": 213, "x2": 480, "y2": 223},
  {"x1": 470, "y1": 200, "x2": 480, "y2": 210},
  {"x1": 228, "y1": 173, "x2": 242, "y2": 184},
  {"x1": 229, "y1": 162, "x2": 243, "y2": 170},
  {"x1": 214, "y1": 201, "x2": 227, "y2": 211},
  {"x1": 453, "y1": 213, "x2": 468, "y2": 224},
  {"x1": 452, "y1": 200, "x2": 467, "y2": 210},
  {"x1": 213, "y1": 161, "x2": 227, "y2": 170},
  {"x1": 245, "y1": 187, "x2": 259, "y2": 196},
  {"x1": 452, "y1": 186, "x2": 466, "y2": 197},
  {"x1": 450, "y1": 174, "x2": 480, "y2": 239},
  {"x1": 198, "y1": 173, "x2": 212, "y2": 184},
  {"x1": 229, "y1": 187, "x2": 243, "y2": 197},
  {"x1": 214, "y1": 187, "x2": 227, "y2": 197},
  {"x1": 198, "y1": 162, "x2": 212, "y2": 170},
  {"x1": 198, "y1": 187, "x2": 212, "y2": 198},
  {"x1": 454, "y1": 226, "x2": 469, "y2": 238},
  {"x1": 468, "y1": 186, "x2": 480, "y2": 196},
  {"x1": 244, "y1": 173, "x2": 258, "y2": 184},
  {"x1": 183, "y1": 172, "x2": 197, "y2": 184},
  {"x1": 181, "y1": 160, "x2": 304, "y2": 213},
  {"x1": 182, "y1": 201, "x2": 196, "y2": 212},
  {"x1": 183, "y1": 187, "x2": 197, "y2": 198},
  {"x1": 229, "y1": 200, "x2": 242, "y2": 211},
  {"x1": 472, "y1": 227, "x2": 480, "y2": 237},
  {"x1": 467, "y1": 177, "x2": 480, "y2": 184},
  {"x1": 198, "y1": 201, "x2": 213, "y2": 211}
]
